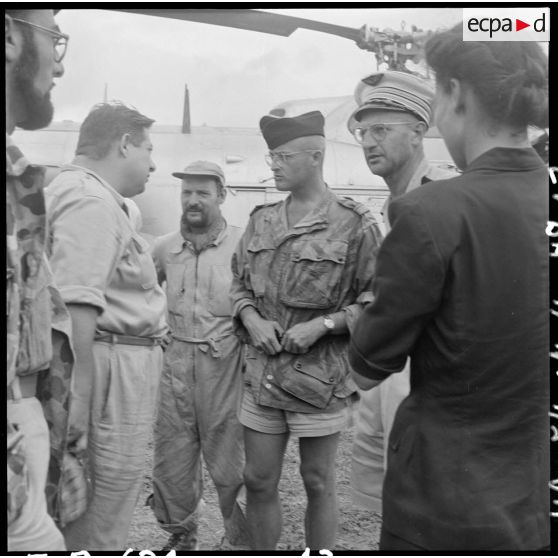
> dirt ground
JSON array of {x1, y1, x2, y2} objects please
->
[{"x1": 127, "y1": 427, "x2": 381, "y2": 552}]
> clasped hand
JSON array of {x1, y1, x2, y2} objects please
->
[{"x1": 246, "y1": 316, "x2": 325, "y2": 355}]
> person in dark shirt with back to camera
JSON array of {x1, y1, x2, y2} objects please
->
[{"x1": 349, "y1": 23, "x2": 549, "y2": 551}]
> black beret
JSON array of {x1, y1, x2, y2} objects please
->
[{"x1": 259, "y1": 110, "x2": 325, "y2": 150}]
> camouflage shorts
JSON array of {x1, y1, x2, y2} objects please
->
[{"x1": 7, "y1": 421, "x2": 29, "y2": 526}]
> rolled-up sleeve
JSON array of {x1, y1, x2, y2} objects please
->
[
  {"x1": 344, "y1": 218, "x2": 383, "y2": 333},
  {"x1": 349, "y1": 198, "x2": 445, "y2": 380},
  {"x1": 48, "y1": 194, "x2": 121, "y2": 313}
]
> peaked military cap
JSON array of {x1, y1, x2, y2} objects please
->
[
  {"x1": 348, "y1": 71, "x2": 434, "y2": 129},
  {"x1": 260, "y1": 111, "x2": 325, "y2": 150}
]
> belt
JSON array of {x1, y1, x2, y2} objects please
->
[
  {"x1": 7, "y1": 374, "x2": 38, "y2": 400},
  {"x1": 170, "y1": 333, "x2": 228, "y2": 358},
  {"x1": 94, "y1": 332, "x2": 163, "y2": 347}
]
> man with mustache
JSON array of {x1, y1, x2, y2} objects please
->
[
  {"x1": 148, "y1": 161, "x2": 249, "y2": 551},
  {"x1": 346, "y1": 71, "x2": 454, "y2": 514},
  {"x1": 45, "y1": 102, "x2": 168, "y2": 550},
  {"x1": 6, "y1": 8, "x2": 74, "y2": 551},
  {"x1": 230, "y1": 111, "x2": 382, "y2": 550}
]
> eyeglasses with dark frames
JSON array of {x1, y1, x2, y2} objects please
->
[{"x1": 11, "y1": 18, "x2": 69, "y2": 63}]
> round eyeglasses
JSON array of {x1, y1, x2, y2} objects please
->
[
  {"x1": 264, "y1": 150, "x2": 322, "y2": 167},
  {"x1": 11, "y1": 18, "x2": 69, "y2": 63},
  {"x1": 352, "y1": 122, "x2": 416, "y2": 145}
]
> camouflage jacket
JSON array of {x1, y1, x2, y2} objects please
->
[
  {"x1": 6, "y1": 134, "x2": 74, "y2": 523},
  {"x1": 230, "y1": 187, "x2": 383, "y2": 413}
]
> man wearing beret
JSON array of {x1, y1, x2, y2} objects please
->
[
  {"x1": 149, "y1": 161, "x2": 249, "y2": 551},
  {"x1": 230, "y1": 111, "x2": 382, "y2": 550},
  {"x1": 346, "y1": 71, "x2": 455, "y2": 515}
]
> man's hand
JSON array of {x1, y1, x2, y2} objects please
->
[
  {"x1": 240, "y1": 307, "x2": 284, "y2": 355},
  {"x1": 159, "y1": 332, "x2": 172, "y2": 352},
  {"x1": 67, "y1": 395, "x2": 89, "y2": 456},
  {"x1": 282, "y1": 318, "x2": 326, "y2": 354},
  {"x1": 66, "y1": 303, "x2": 98, "y2": 456}
]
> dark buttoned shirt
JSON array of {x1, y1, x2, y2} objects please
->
[{"x1": 349, "y1": 147, "x2": 550, "y2": 550}]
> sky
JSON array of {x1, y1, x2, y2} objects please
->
[{"x1": 49, "y1": 6, "x2": 465, "y2": 128}]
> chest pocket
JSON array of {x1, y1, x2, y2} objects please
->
[
  {"x1": 246, "y1": 238, "x2": 275, "y2": 297},
  {"x1": 280, "y1": 239, "x2": 348, "y2": 309},
  {"x1": 208, "y1": 264, "x2": 233, "y2": 317},
  {"x1": 119, "y1": 233, "x2": 158, "y2": 292}
]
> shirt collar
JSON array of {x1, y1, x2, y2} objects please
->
[
  {"x1": 61, "y1": 163, "x2": 127, "y2": 208},
  {"x1": 170, "y1": 217, "x2": 229, "y2": 254},
  {"x1": 406, "y1": 156, "x2": 431, "y2": 194},
  {"x1": 465, "y1": 147, "x2": 544, "y2": 174},
  {"x1": 283, "y1": 186, "x2": 335, "y2": 229}
]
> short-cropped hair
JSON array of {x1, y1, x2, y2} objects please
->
[{"x1": 75, "y1": 102, "x2": 155, "y2": 160}]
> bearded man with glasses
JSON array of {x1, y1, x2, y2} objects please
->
[
  {"x1": 6, "y1": 9, "x2": 75, "y2": 551},
  {"x1": 346, "y1": 71, "x2": 455, "y2": 518},
  {"x1": 230, "y1": 111, "x2": 382, "y2": 550}
]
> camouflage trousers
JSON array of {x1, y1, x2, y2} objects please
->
[
  {"x1": 7, "y1": 396, "x2": 66, "y2": 552},
  {"x1": 63, "y1": 342, "x2": 163, "y2": 551},
  {"x1": 351, "y1": 362, "x2": 410, "y2": 512}
]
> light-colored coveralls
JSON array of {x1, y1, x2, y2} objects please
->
[
  {"x1": 150, "y1": 222, "x2": 247, "y2": 546},
  {"x1": 46, "y1": 165, "x2": 168, "y2": 550},
  {"x1": 351, "y1": 158, "x2": 455, "y2": 511}
]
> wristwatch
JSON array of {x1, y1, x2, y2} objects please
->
[{"x1": 323, "y1": 314, "x2": 335, "y2": 332}]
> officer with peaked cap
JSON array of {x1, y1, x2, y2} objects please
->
[
  {"x1": 149, "y1": 160, "x2": 250, "y2": 551},
  {"x1": 347, "y1": 71, "x2": 455, "y2": 515},
  {"x1": 230, "y1": 111, "x2": 383, "y2": 550}
]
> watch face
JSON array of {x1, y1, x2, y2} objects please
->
[{"x1": 324, "y1": 317, "x2": 335, "y2": 330}]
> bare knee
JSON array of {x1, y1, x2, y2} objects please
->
[
  {"x1": 243, "y1": 465, "x2": 279, "y2": 497},
  {"x1": 300, "y1": 464, "x2": 335, "y2": 499}
]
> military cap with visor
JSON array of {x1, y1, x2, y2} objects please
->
[
  {"x1": 348, "y1": 70, "x2": 434, "y2": 131},
  {"x1": 172, "y1": 160, "x2": 226, "y2": 187}
]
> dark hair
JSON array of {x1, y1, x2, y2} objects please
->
[
  {"x1": 425, "y1": 23, "x2": 548, "y2": 128},
  {"x1": 75, "y1": 102, "x2": 155, "y2": 160}
]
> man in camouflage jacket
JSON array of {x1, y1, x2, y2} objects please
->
[
  {"x1": 6, "y1": 8, "x2": 77, "y2": 551},
  {"x1": 230, "y1": 111, "x2": 382, "y2": 550}
]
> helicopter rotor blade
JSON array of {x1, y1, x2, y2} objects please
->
[{"x1": 112, "y1": 8, "x2": 361, "y2": 41}]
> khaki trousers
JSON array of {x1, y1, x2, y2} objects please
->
[
  {"x1": 351, "y1": 362, "x2": 410, "y2": 512},
  {"x1": 63, "y1": 342, "x2": 163, "y2": 551}
]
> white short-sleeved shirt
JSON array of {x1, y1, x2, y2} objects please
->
[{"x1": 46, "y1": 165, "x2": 167, "y2": 338}]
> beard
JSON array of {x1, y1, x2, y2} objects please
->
[{"x1": 13, "y1": 29, "x2": 55, "y2": 130}]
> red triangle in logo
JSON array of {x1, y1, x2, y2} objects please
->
[{"x1": 516, "y1": 19, "x2": 530, "y2": 31}]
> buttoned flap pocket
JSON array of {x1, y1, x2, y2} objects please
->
[
  {"x1": 123, "y1": 234, "x2": 158, "y2": 290},
  {"x1": 280, "y1": 239, "x2": 348, "y2": 309},
  {"x1": 246, "y1": 237, "x2": 275, "y2": 297},
  {"x1": 208, "y1": 264, "x2": 233, "y2": 317},
  {"x1": 277, "y1": 353, "x2": 337, "y2": 409}
]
